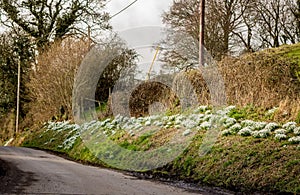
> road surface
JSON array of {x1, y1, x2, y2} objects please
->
[{"x1": 0, "y1": 147, "x2": 204, "y2": 195}]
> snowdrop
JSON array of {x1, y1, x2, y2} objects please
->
[
  {"x1": 200, "y1": 121, "x2": 211, "y2": 130},
  {"x1": 253, "y1": 122, "x2": 267, "y2": 130},
  {"x1": 264, "y1": 122, "x2": 280, "y2": 132},
  {"x1": 252, "y1": 129, "x2": 270, "y2": 138},
  {"x1": 266, "y1": 107, "x2": 278, "y2": 116},
  {"x1": 241, "y1": 120, "x2": 256, "y2": 127},
  {"x1": 183, "y1": 129, "x2": 192, "y2": 136},
  {"x1": 203, "y1": 114, "x2": 213, "y2": 122},
  {"x1": 282, "y1": 122, "x2": 297, "y2": 133},
  {"x1": 221, "y1": 129, "x2": 232, "y2": 136},
  {"x1": 182, "y1": 119, "x2": 198, "y2": 129},
  {"x1": 224, "y1": 105, "x2": 236, "y2": 113},
  {"x1": 288, "y1": 136, "x2": 300, "y2": 144},
  {"x1": 223, "y1": 117, "x2": 237, "y2": 128},
  {"x1": 145, "y1": 121, "x2": 151, "y2": 126},
  {"x1": 216, "y1": 105, "x2": 236, "y2": 116},
  {"x1": 275, "y1": 129, "x2": 287, "y2": 135},
  {"x1": 294, "y1": 127, "x2": 300, "y2": 135},
  {"x1": 274, "y1": 134, "x2": 287, "y2": 140},
  {"x1": 228, "y1": 123, "x2": 242, "y2": 134},
  {"x1": 198, "y1": 105, "x2": 209, "y2": 113},
  {"x1": 205, "y1": 110, "x2": 212, "y2": 115},
  {"x1": 238, "y1": 127, "x2": 252, "y2": 136}
]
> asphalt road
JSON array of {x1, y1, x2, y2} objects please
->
[{"x1": 0, "y1": 147, "x2": 202, "y2": 195}]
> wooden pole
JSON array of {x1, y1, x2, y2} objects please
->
[
  {"x1": 199, "y1": 0, "x2": 205, "y2": 67},
  {"x1": 146, "y1": 46, "x2": 160, "y2": 81},
  {"x1": 16, "y1": 58, "x2": 21, "y2": 134}
]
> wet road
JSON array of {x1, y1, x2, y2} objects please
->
[{"x1": 0, "y1": 147, "x2": 202, "y2": 195}]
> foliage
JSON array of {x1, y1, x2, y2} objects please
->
[
  {"x1": 0, "y1": 30, "x2": 34, "y2": 117},
  {"x1": 96, "y1": 47, "x2": 138, "y2": 103},
  {"x1": 0, "y1": 0, "x2": 110, "y2": 50}
]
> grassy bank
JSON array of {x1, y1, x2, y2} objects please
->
[
  {"x1": 2, "y1": 43, "x2": 300, "y2": 194},
  {"x1": 16, "y1": 105, "x2": 300, "y2": 194}
]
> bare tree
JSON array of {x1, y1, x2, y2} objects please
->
[
  {"x1": 254, "y1": 0, "x2": 299, "y2": 48},
  {"x1": 161, "y1": 0, "x2": 253, "y2": 68}
]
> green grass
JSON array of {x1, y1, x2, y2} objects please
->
[
  {"x1": 12, "y1": 43, "x2": 300, "y2": 193},
  {"x1": 273, "y1": 43, "x2": 300, "y2": 80},
  {"x1": 18, "y1": 122, "x2": 300, "y2": 193}
]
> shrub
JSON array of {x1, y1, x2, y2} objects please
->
[{"x1": 26, "y1": 37, "x2": 91, "y2": 124}]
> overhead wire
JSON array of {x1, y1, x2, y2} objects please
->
[{"x1": 109, "y1": 0, "x2": 138, "y2": 19}]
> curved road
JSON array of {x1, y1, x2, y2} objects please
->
[{"x1": 0, "y1": 147, "x2": 203, "y2": 195}]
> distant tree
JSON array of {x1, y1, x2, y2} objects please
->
[
  {"x1": 0, "y1": 30, "x2": 34, "y2": 117},
  {"x1": 0, "y1": 0, "x2": 110, "y2": 51},
  {"x1": 161, "y1": 0, "x2": 253, "y2": 69},
  {"x1": 161, "y1": 0, "x2": 300, "y2": 69},
  {"x1": 96, "y1": 48, "x2": 138, "y2": 103},
  {"x1": 254, "y1": 0, "x2": 299, "y2": 48},
  {"x1": 291, "y1": 0, "x2": 300, "y2": 41}
]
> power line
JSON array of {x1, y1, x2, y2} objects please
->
[{"x1": 110, "y1": 0, "x2": 138, "y2": 19}]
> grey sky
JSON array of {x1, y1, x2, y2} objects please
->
[{"x1": 106, "y1": 0, "x2": 173, "y2": 30}]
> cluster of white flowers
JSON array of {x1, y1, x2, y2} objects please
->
[
  {"x1": 44, "y1": 121, "x2": 81, "y2": 150},
  {"x1": 282, "y1": 122, "x2": 297, "y2": 133},
  {"x1": 219, "y1": 115, "x2": 300, "y2": 144},
  {"x1": 288, "y1": 136, "x2": 300, "y2": 144},
  {"x1": 266, "y1": 107, "x2": 278, "y2": 116},
  {"x1": 238, "y1": 127, "x2": 252, "y2": 136},
  {"x1": 44, "y1": 105, "x2": 300, "y2": 149},
  {"x1": 294, "y1": 127, "x2": 300, "y2": 135},
  {"x1": 274, "y1": 134, "x2": 287, "y2": 140}
]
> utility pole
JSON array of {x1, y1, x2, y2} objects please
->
[
  {"x1": 199, "y1": 0, "x2": 205, "y2": 67},
  {"x1": 16, "y1": 58, "x2": 21, "y2": 134}
]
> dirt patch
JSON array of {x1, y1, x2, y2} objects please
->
[{"x1": 0, "y1": 158, "x2": 35, "y2": 194}]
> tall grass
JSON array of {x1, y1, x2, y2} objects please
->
[
  {"x1": 25, "y1": 37, "x2": 91, "y2": 126},
  {"x1": 187, "y1": 47, "x2": 300, "y2": 122}
]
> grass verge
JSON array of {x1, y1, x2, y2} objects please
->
[{"x1": 15, "y1": 105, "x2": 300, "y2": 194}]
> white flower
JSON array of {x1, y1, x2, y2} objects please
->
[
  {"x1": 203, "y1": 114, "x2": 212, "y2": 122},
  {"x1": 205, "y1": 110, "x2": 212, "y2": 115},
  {"x1": 288, "y1": 136, "x2": 300, "y2": 144},
  {"x1": 274, "y1": 129, "x2": 287, "y2": 135},
  {"x1": 145, "y1": 121, "x2": 151, "y2": 126},
  {"x1": 221, "y1": 129, "x2": 232, "y2": 136},
  {"x1": 293, "y1": 127, "x2": 300, "y2": 135},
  {"x1": 197, "y1": 105, "x2": 209, "y2": 113},
  {"x1": 241, "y1": 120, "x2": 256, "y2": 127},
  {"x1": 274, "y1": 134, "x2": 287, "y2": 140},
  {"x1": 253, "y1": 122, "x2": 267, "y2": 130},
  {"x1": 238, "y1": 127, "x2": 252, "y2": 136},
  {"x1": 181, "y1": 119, "x2": 198, "y2": 129},
  {"x1": 264, "y1": 122, "x2": 280, "y2": 132},
  {"x1": 252, "y1": 129, "x2": 270, "y2": 138},
  {"x1": 183, "y1": 129, "x2": 192, "y2": 136},
  {"x1": 219, "y1": 116, "x2": 229, "y2": 124},
  {"x1": 282, "y1": 122, "x2": 297, "y2": 132},
  {"x1": 153, "y1": 121, "x2": 163, "y2": 127},
  {"x1": 223, "y1": 118, "x2": 237, "y2": 128},
  {"x1": 217, "y1": 105, "x2": 236, "y2": 115},
  {"x1": 200, "y1": 121, "x2": 211, "y2": 130},
  {"x1": 266, "y1": 107, "x2": 278, "y2": 116},
  {"x1": 228, "y1": 124, "x2": 242, "y2": 134}
]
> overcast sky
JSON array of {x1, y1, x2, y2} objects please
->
[
  {"x1": 106, "y1": 0, "x2": 173, "y2": 31},
  {"x1": 106, "y1": 0, "x2": 175, "y2": 79}
]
